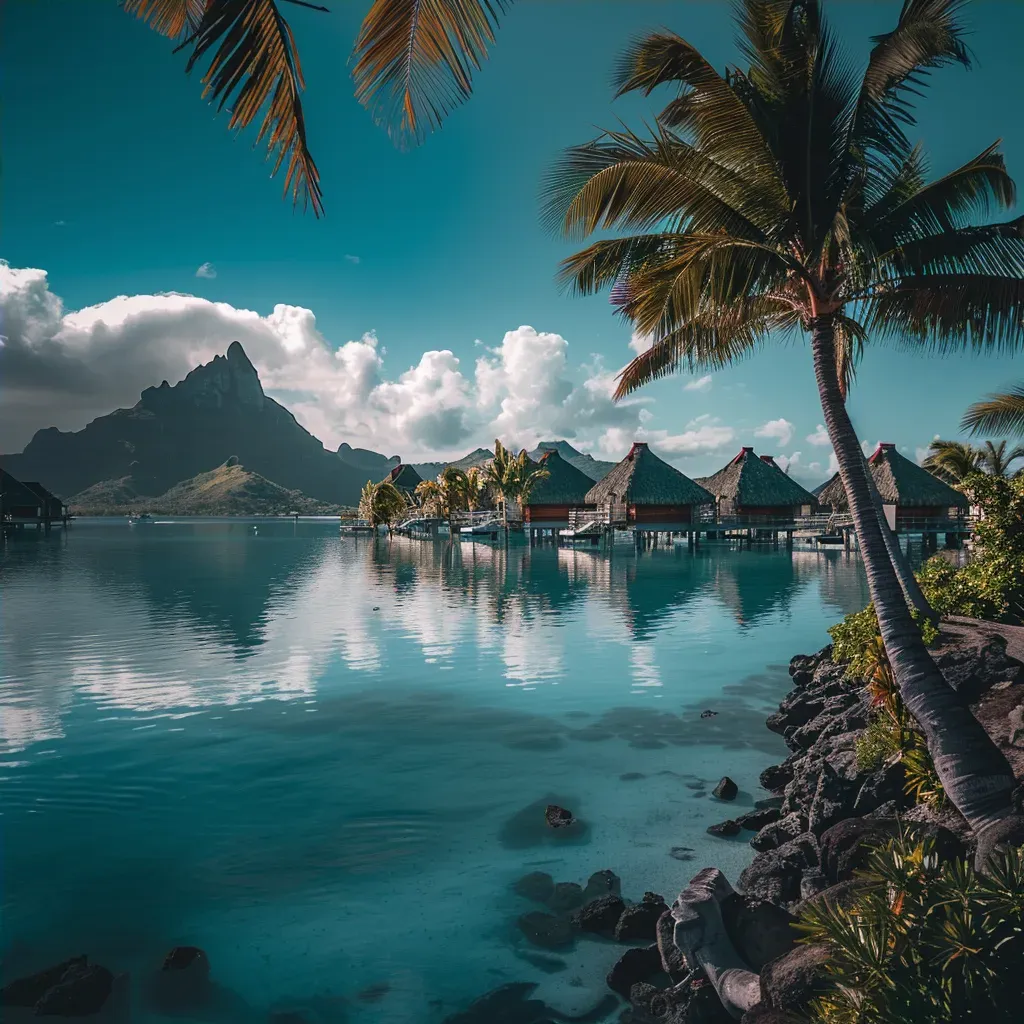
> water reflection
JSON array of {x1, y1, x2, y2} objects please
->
[{"x1": 0, "y1": 525, "x2": 868, "y2": 755}]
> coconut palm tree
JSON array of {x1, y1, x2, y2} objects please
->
[
  {"x1": 963, "y1": 384, "x2": 1024, "y2": 439},
  {"x1": 358, "y1": 479, "x2": 407, "y2": 535},
  {"x1": 923, "y1": 440, "x2": 984, "y2": 486},
  {"x1": 481, "y1": 440, "x2": 548, "y2": 529},
  {"x1": 465, "y1": 466, "x2": 485, "y2": 511},
  {"x1": 925, "y1": 439, "x2": 1024, "y2": 485},
  {"x1": 544, "y1": 0, "x2": 1024, "y2": 851}
]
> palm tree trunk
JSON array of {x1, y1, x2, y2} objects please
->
[{"x1": 812, "y1": 317, "x2": 1021, "y2": 843}]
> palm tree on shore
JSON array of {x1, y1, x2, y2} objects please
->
[
  {"x1": 963, "y1": 383, "x2": 1024, "y2": 438},
  {"x1": 925, "y1": 439, "x2": 1024, "y2": 485},
  {"x1": 545, "y1": 0, "x2": 1024, "y2": 851},
  {"x1": 482, "y1": 440, "x2": 548, "y2": 529},
  {"x1": 358, "y1": 478, "x2": 407, "y2": 536}
]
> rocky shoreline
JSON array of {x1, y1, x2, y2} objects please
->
[{"x1": 4, "y1": 630, "x2": 1021, "y2": 1024}]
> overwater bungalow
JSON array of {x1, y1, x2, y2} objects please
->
[
  {"x1": 583, "y1": 441, "x2": 714, "y2": 532},
  {"x1": 695, "y1": 447, "x2": 818, "y2": 520},
  {"x1": 816, "y1": 443, "x2": 969, "y2": 534},
  {"x1": 381, "y1": 463, "x2": 424, "y2": 498},
  {"x1": 521, "y1": 450, "x2": 595, "y2": 534},
  {"x1": 1, "y1": 469, "x2": 67, "y2": 530}
]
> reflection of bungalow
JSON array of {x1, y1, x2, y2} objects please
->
[
  {"x1": 816, "y1": 443, "x2": 969, "y2": 529},
  {"x1": 584, "y1": 442, "x2": 714, "y2": 531},
  {"x1": 381, "y1": 463, "x2": 423, "y2": 497},
  {"x1": 695, "y1": 448, "x2": 817, "y2": 520},
  {"x1": 522, "y1": 451, "x2": 595, "y2": 532}
]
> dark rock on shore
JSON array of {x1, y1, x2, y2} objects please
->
[
  {"x1": 721, "y1": 894, "x2": 798, "y2": 972},
  {"x1": 713, "y1": 777, "x2": 738, "y2": 801},
  {"x1": 736, "y1": 806, "x2": 782, "y2": 832},
  {"x1": 517, "y1": 911, "x2": 575, "y2": 950},
  {"x1": 759, "y1": 761, "x2": 794, "y2": 793},
  {"x1": 615, "y1": 893, "x2": 670, "y2": 941},
  {"x1": 582, "y1": 869, "x2": 621, "y2": 901},
  {"x1": 707, "y1": 819, "x2": 742, "y2": 838},
  {"x1": 514, "y1": 871, "x2": 555, "y2": 903},
  {"x1": 442, "y1": 982, "x2": 549, "y2": 1024},
  {"x1": 739, "y1": 835, "x2": 818, "y2": 908},
  {"x1": 935, "y1": 634, "x2": 1023, "y2": 702},
  {"x1": 1, "y1": 957, "x2": 89, "y2": 1007},
  {"x1": 572, "y1": 894, "x2": 626, "y2": 936},
  {"x1": 750, "y1": 812, "x2": 805, "y2": 852},
  {"x1": 606, "y1": 945, "x2": 663, "y2": 998},
  {"x1": 760, "y1": 944, "x2": 831, "y2": 1012}
]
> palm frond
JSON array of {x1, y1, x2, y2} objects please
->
[
  {"x1": 612, "y1": 30, "x2": 788, "y2": 207},
  {"x1": 178, "y1": 0, "x2": 323, "y2": 215},
  {"x1": 834, "y1": 313, "x2": 868, "y2": 400},
  {"x1": 351, "y1": 0, "x2": 510, "y2": 146},
  {"x1": 961, "y1": 384, "x2": 1024, "y2": 437},
  {"x1": 540, "y1": 125, "x2": 774, "y2": 241},
  {"x1": 850, "y1": 0, "x2": 971, "y2": 164},
  {"x1": 922, "y1": 439, "x2": 981, "y2": 484},
  {"x1": 555, "y1": 234, "x2": 682, "y2": 298},
  {"x1": 124, "y1": 0, "x2": 207, "y2": 38},
  {"x1": 864, "y1": 274, "x2": 1024, "y2": 352},
  {"x1": 864, "y1": 143, "x2": 1015, "y2": 247},
  {"x1": 614, "y1": 297, "x2": 796, "y2": 398}
]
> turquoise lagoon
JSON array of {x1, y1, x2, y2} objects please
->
[{"x1": 0, "y1": 521, "x2": 870, "y2": 1022}]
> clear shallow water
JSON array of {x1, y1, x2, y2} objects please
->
[{"x1": 0, "y1": 521, "x2": 870, "y2": 1022}]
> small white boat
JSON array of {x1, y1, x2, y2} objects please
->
[{"x1": 128, "y1": 513, "x2": 154, "y2": 526}]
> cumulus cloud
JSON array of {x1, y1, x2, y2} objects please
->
[
  {"x1": 754, "y1": 418, "x2": 795, "y2": 447},
  {"x1": 195, "y1": 262, "x2": 217, "y2": 279},
  {"x1": 344, "y1": 254, "x2": 361, "y2": 264},
  {"x1": 0, "y1": 262, "x2": 649, "y2": 458},
  {"x1": 683, "y1": 374, "x2": 713, "y2": 393},
  {"x1": 806, "y1": 424, "x2": 830, "y2": 446},
  {"x1": 628, "y1": 331, "x2": 653, "y2": 355},
  {"x1": 776, "y1": 451, "x2": 801, "y2": 473}
]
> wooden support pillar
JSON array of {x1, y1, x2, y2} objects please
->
[{"x1": 785, "y1": 530, "x2": 793, "y2": 549}]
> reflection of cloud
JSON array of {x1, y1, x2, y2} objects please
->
[{"x1": 629, "y1": 645, "x2": 662, "y2": 691}]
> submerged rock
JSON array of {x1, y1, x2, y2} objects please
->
[
  {"x1": 548, "y1": 882, "x2": 585, "y2": 913},
  {"x1": 713, "y1": 777, "x2": 738, "y2": 800},
  {"x1": 442, "y1": 982, "x2": 549, "y2": 1024},
  {"x1": 517, "y1": 911, "x2": 575, "y2": 950},
  {"x1": 34, "y1": 962, "x2": 114, "y2": 1017},
  {"x1": 1, "y1": 957, "x2": 89, "y2": 1007},
  {"x1": 545, "y1": 805, "x2": 576, "y2": 829},
  {"x1": 514, "y1": 871, "x2": 556, "y2": 904},
  {"x1": 707, "y1": 819, "x2": 742, "y2": 838},
  {"x1": 582, "y1": 869, "x2": 621, "y2": 902}
]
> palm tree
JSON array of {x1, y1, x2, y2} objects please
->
[
  {"x1": 481, "y1": 440, "x2": 548, "y2": 529},
  {"x1": 963, "y1": 384, "x2": 1024, "y2": 439},
  {"x1": 465, "y1": 466, "x2": 485, "y2": 511},
  {"x1": 414, "y1": 478, "x2": 441, "y2": 516},
  {"x1": 924, "y1": 438, "x2": 1024, "y2": 485},
  {"x1": 544, "y1": 1, "x2": 1024, "y2": 851},
  {"x1": 126, "y1": 0, "x2": 507, "y2": 214},
  {"x1": 923, "y1": 440, "x2": 983, "y2": 486},
  {"x1": 358, "y1": 479, "x2": 407, "y2": 535}
]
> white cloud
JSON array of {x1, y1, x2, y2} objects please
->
[
  {"x1": 828, "y1": 451, "x2": 840, "y2": 475},
  {"x1": 806, "y1": 424, "x2": 830, "y2": 446},
  {"x1": 344, "y1": 254, "x2": 361, "y2": 264},
  {"x1": 776, "y1": 451, "x2": 801, "y2": 473},
  {"x1": 628, "y1": 331, "x2": 653, "y2": 355},
  {"x1": 683, "y1": 374, "x2": 713, "y2": 393},
  {"x1": 54, "y1": 220, "x2": 66, "y2": 227},
  {"x1": 754, "y1": 418, "x2": 795, "y2": 447},
  {"x1": 0, "y1": 263, "x2": 648, "y2": 459},
  {"x1": 195, "y1": 262, "x2": 217, "y2": 279}
]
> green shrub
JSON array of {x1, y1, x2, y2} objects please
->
[
  {"x1": 800, "y1": 832, "x2": 1024, "y2": 1023},
  {"x1": 854, "y1": 715, "x2": 901, "y2": 774}
]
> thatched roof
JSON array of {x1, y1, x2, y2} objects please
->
[
  {"x1": 816, "y1": 444, "x2": 969, "y2": 509},
  {"x1": 584, "y1": 442, "x2": 714, "y2": 506},
  {"x1": 695, "y1": 448, "x2": 818, "y2": 508},
  {"x1": 0, "y1": 468, "x2": 45, "y2": 508},
  {"x1": 383, "y1": 463, "x2": 423, "y2": 493},
  {"x1": 523, "y1": 450, "x2": 595, "y2": 505}
]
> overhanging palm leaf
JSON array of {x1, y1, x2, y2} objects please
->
[
  {"x1": 922, "y1": 439, "x2": 981, "y2": 484},
  {"x1": 126, "y1": 0, "x2": 324, "y2": 215},
  {"x1": 351, "y1": 0, "x2": 510, "y2": 146},
  {"x1": 962, "y1": 383, "x2": 1024, "y2": 437}
]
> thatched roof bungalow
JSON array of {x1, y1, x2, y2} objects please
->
[
  {"x1": 22, "y1": 482, "x2": 67, "y2": 519},
  {"x1": 816, "y1": 443, "x2": 969, "y2": 525},
  {"x1": 381, "y1": 463, "x2": 423, "y2": 497},
  {"x1": 584, "y1": 441, "x2": 714, "y2": 528},
  {"x1": 521, "y1": 450, "x2": 595, "y2": 528},
  {"x1": 695, "y1": 447, "x2": 818, "y2": 518},
  {"x1": 1, "y1": 468, "x2": 49, "y2": 520}
]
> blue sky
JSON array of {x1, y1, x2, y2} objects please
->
[{"x1": 2, "y1": 0, "x2": 1022, "y2": 480}]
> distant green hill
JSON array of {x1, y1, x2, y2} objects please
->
[
  {"x1": 412, "y1": 447, "x2": 495, "y2": 481},
  {"x1": 69, "y1": 460, "x2": 342, "y2": 516}
]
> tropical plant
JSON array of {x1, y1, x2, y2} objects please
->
[
  {"x1": 799, "y1": 830, "x2": 1024, "y2": 1023},
  {"x1": 481, "y1": 440, "x2": 549, "y2": 529},
  {"x1": 544, "y1": 0, "x2": 1024, "y2": 853},
  {"x1": 924, "y1": 438, "x2": 1024, "y2": 485},
  {"x1": 125, "y1": 0, "x2": 508, "y2": 213},
  {"x1": 415, "y1": 467, "x2": 472, "y2": 529},
  {"x1": 918, "y1": 471, "x2": 1024, "y2": 623},
  {"x1": 465, "y1": 466, "x2": 485, "y2": 511},
  {"x1": 963, "y1": 382, "x2": 1024, "y2": 438},
  {"x1": 358, "y1": 478, "x2": 408, "y2": 534}
]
